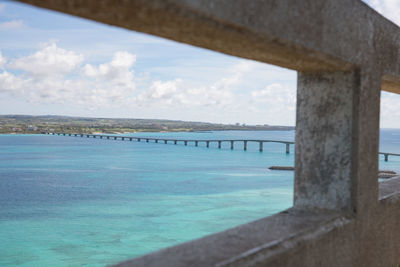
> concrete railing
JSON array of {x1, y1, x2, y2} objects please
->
[{"x1": 17, "y1": 1, "x2": 400, "y2": 266}]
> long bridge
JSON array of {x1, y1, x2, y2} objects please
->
[
  {"x1": 46, "y1": 132, "x2": 294, "y2": 153},
  {"x1": 46, "y1": 132, "x2": 400, "y2": 161}
]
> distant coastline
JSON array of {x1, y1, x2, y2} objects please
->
[{"x1": 0, "y1": 115, "x2": 295, "y2": 134}]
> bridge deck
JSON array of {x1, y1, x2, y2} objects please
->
[{"x1": 47, "y1": 133, "x2": 400, "y2": 161}]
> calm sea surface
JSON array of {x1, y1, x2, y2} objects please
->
[{"x1": 0, "y1": 130, "x2": 399, "y2": 266}]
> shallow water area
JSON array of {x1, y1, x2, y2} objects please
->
[{"x1": 0, "y1": 130, "x2": 399, "y2": 266}]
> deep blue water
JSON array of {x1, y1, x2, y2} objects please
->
[{"x1": 0, "y1": 129, "x2": 399, "y2": 266}]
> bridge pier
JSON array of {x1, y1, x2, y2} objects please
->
[
  {"x1": 87, "y1": 135, "x2": 89, "y2": 138},
  {"x1": 244, "y1": 141, "x2": 247, "y2": 151},
  {"x1": 106, "y1": 136, "x2": 109, "y2": 139},
  {"x1": 286, "y1": 143, "x2": 290, "y2": 154},
  {"x1": 385, "y1": 154, "x2": 389, "y2": 161},
  {"x1": 174, "y1": 140, "x2": 177, "y2": 145},
  {"x1": 184, "y1": 141, "x2": 187, "y2": 146},
  {"x1": 218, "y1": 141, "x2": 221, "y2": 149},
  {"x1": 138, "y1": 138, "x2": 141, "y2": 142},
  {"x1": 100, "y1": 136, "x2": 103, "y2": 139},
  {"x1": 230, "y1": 141, "x2": 234, "y2": 150},
  {"x1": 164, "y1": 140, "x2": 167, "y2": 144},
  {"x1": 155, "y1": 139, "x2": 158, "y2": 143},
  {"x1": 146, "y1": 139, "x2": 149, "y2": 142},
  {"x1": 195, "y1": 141, "x2": 198, "y2": 147},
  {"x1": 206, "y1": 141, "x2": 209, "y2": 148},
  {"x1": 63, "y1": 133, "x2": 66, "y2": 136},
  {"x1": 114, "y1": 137, "x2": 117, "y2": 140},
  {"x1": 259, "y1": 141, "x2": 263, "y2": 152},
  {"x1": 93, "y1": 135, "x2": 96, "y2": 138},
  {"x1": 69, "y1": 133, "x2": 71, "y2": 136},
  {"x1": 121, "y1": 137, "x2": 124, "y2": 140}
]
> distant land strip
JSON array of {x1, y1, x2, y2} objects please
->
[{"x1": 0, "y1": 115, "x2": 295, "y2": 134}]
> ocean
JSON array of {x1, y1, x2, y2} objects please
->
[{"x1": 0, "y1": 130, "x2": 399, "y2": 266}]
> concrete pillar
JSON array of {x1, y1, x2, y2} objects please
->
[
  {"x1": 81, "y1": 134, "x2": 83, "y2": 137},
  {"x1": 206, "y1": 141, "x2": 209, "y2": 148},
  {"x1": 87, "y1": 135, "x2": 89, "y2": 138},
  {"x1": 259, "y1": 142, "x2": 263, "y2": 152},
  {"x1": 230, "y1": 141, "x2": 234, "y2": 150},
  {"x1": 93, "y1": 135, "x2": 96, "y2": 138},
  {"x1": 164, "y1": 140, "x2": 167, "y2": 144},
  {"x1": 295, "y1": 71, "x2": 380, "y2": 212},
  {"x1": 218, "y1": 141, "x2": 221, "y2": 149},
  {"x1": 384, "y1": 154, "x2": 389, "y2": 162},
  {"x1": 100, "y1": 136, "x2": 103, "y2": 139},
  {"x1": 155, "y1": 139, "x2": 158, "y2": 143},
  {"x1": 184, "y1": 141, "x2": 187, "y2": 146},
  {"x1": 114, "y1": 137, "x2": 117, "y2": 140},
  {"x1": 146, "y1": 139, "x2": 149, "y2": 142},
  {"x1": 107, "y1": 136, "x2": 109, "y2": 139},
  {"x1": 69, "y1": 134, "x2": 71, "y2": 136},
  {"x1": 63, "y1": 133, "x2": 66, "y2": 136},
  {"x1": 244, "y1": 141, "x2": 247, "y2": 151},
  {"x1": 286, "y1": 143, "x2": 290, "y2": 154},
  {"x1": 138, "y1": 138, "x2": 141, "y2": 142},
  {"x1": 195, "y1": 141, "x2": 198, "y2": 147},
  {"x1": 174, "y1": 140, "x2": 177, "y2": 145}
]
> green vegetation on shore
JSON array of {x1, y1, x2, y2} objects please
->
[{"x1": 0, "y1": 115, "x2": 294, "y2": 134}]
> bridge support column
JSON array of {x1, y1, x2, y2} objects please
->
[
  {"x1": 184, "y1": 141, "x2": 187, "y2": 146},
  {"x1": 206, "y1": 141, "x2": 209, "y2": 148},
  {"x1": 106, "y1": 136, "x2": 109, "y2": 139},
  {"x1": 259, "y1": 142, "x2": 263, "y2": 152},
  {"x1": 384, "y1": 154, "x2": 389, "y2": 161},
  {"x1": 146, "y1": 139, "x2": 149, "y2": 142},
  {"x1": 114, "y1": 137, "x2": 117, "y2": 140},
  {"x1": 155, "y1": 139, "x2": 158, "y2": 143},
  {"x1": 195, "y1": 141, "x2": 198, "y2": 146},
  {"x1": 295, "y1": 71, "x2": 380, "y2": 212},
  {"x1": 164, "y1": 140, "x2": 167, "y2": 144},
  {"x1": 218, "y1": 141, "x2": 221, "y2": 149},
  {"x1": 87, "y1": 135, "x2": 89, "y2": 138},
  {"x1": 174, "y1": 140, "x2": 177, "y2": 145},
  {"x1": 138, "y1": 138, "x2": 141, "y2": 142},
  {"x1": 69, "y1": 134, "x2": 71, "y2": 136},
  {"x1": 93, "y1": 135, "x2": 96, "y2": 138},
  {"x1": 130, "y1": 138, "x2": 132, "y2": 141},
  {"x1": 100, "y1": 136, "x2": 103, "y2": 139},
  {"x1": 230, "y1": 141, "x2": 234, "y2": 150},
  {"x1": 244, "y1": 141, "x2": 247, "y2": 151},
  {"x1": 286, "y1": 143, "x2": 290, "y2": 154}
]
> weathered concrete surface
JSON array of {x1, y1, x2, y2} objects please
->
[
  {"x1": 12, "y1": 0, "x2": 400, "y2": 266},
  {"x1": 14, "y1": 0, "x2": 400, "y2": 93},
  {"x1": 295, "y1": 72, "x2": 356, "y2": 210}
]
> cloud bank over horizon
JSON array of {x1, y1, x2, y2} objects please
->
[{"x1": 0, "y1": 0, "x2": 399, "y2": 127}]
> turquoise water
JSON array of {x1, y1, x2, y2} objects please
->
[{"x1": 0, "y1": 130, "x2": 399, "y2": 266}]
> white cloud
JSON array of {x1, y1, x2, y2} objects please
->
[
  {"x1": 10, "y1": 42, "x2": 83, "y2": 77},
  {"x1": 83, "y1": 51, "x2": 135, "y2": 89},
  {"x1": 380, "y1": 91, "x2": 400, "y2": 128},
  {"x1": 0, "y1": 20, "x2": 24, "y2": 29},
  {"x1": 364, "y1": 0, "x2": 400, "y2": 25},
  {"x1": 0, "y1": 45, "x2": 137, "y2": 108},
  {"x1": 0, "y1": 52, "x2": 6, "y2": 69},
  {"x1": 0, "y1": 71, "x2": 30, "y2": 94}
]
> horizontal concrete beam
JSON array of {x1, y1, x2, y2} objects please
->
[{"x1": 14, "y1": 0, "x2": 400, "y2": 94}]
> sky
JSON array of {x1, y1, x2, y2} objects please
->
[{"x1": 0, "y1": 0, "x2": 399, "y2": 127}]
